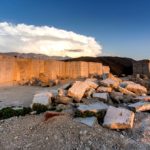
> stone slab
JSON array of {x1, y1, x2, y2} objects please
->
[{"x1": 103, "y1": 106, "x2": 135, "y2": 129}]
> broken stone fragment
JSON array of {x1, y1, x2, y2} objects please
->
[
  {"x1": 110, "y1": 91, "x2": 124, "y2": 103},
  {"x1": 44, "y1": 111, "x2": 64, "y2": 121},
  {"x1": 74, "y1": 117, "x2": 97, "y2": 127},
  {"x1": 58, "y1": 89, "x2": 66, "y2": 97},
  {"x1": 133, "y1": 96, "x2": 150, "y2": 102},
  {"x1": 67, "y1": 81, "x2": 90, "y2": 102},
  {"x1": 92, "y1": 93, "x2": 109, "y2": 102},
  {"x1": 77, "y1": 102, "x2": 108, "y2": 113},
  {"x1": 128, "y1": 101, "x2": 150, "y2": 112},
  {"x1": 117, "y1": 86, "x2": 136, "y2": 97},
  {"x1": 84, "y1": 80, "x2": 99, "y2": 89},
  {"x1": 103, "y1": 106, "x2": 135, "y2": 129},
  {"x1": 39, "y1": 73, "x2": 49, "y2": 87},
  {"x1": 84, "y1": 88, "x2": 95, "y2": 99},
  {"x1": 125, "y1": 83, "x2": 147, "y2": 96},
  {"x1": 100, "y1": 78, "x2": 119, "y2": 88},
  {"x1": 32, "y1": 92, "x2": 53, "y2": 107},
  {"x1": 97, "y1": 86, "x2": 112, "y2": 93},
  {"x1": 55, "y1": 96, "x2": 73, "y2": 105}
]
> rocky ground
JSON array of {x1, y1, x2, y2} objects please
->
[
  {"x1": 0, "y1": 112, "x2": 149, "y2": 150},
  {"x1": 0, "y1": 74, "x2": 150, "y2": 150}
]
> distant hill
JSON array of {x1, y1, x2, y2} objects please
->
[
  {"x1": 65, "y1": 56, "x2": 135, "y2": 76},
  {"x1": 0, "y1": 52, "x2": 70, "y2": 60}
]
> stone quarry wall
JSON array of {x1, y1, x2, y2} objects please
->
[
  {"x1": 0, "y1": 56, "x2": 110, "y2": 86},
  {"x1": 133, "y1": 60, "x2": 150, "y2": 76}
]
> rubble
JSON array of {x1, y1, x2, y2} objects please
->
[
  {"x1": 103, "y1": 106, "x2": 135, "y2": 129},
  {"x1": 128, "y1": 101, "x2": 150, "y2": 112}
]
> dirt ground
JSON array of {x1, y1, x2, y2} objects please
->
[
  {"x1": 0, "y1": 86, "x2": 150, "y2": 150},
  {"x1": 0, "y1": 85, "x2": 59, "y2": 108}
]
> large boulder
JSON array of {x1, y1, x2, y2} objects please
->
[
  {"x1": 31, "y1": 92, "x2": 53, "y2": 108},
  {"x1": 67, "y1": 81, "x2": 90, "y2": 102},
  {"x1": 103, "y1": 106, "x2": 135, "y2": 129}
]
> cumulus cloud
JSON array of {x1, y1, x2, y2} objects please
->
[{"x1": 0, "y1": 22, "x2": 102, "y2": 57}]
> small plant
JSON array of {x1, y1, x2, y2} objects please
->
[
  {"x1": 0, "y1": 107, "x2": 32, "y2": 120},
  {"x1": 32, "y1": 103, "x2": 49, "y2": 114}
]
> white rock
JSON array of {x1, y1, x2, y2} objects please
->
[
  {"x1": 103, "y1": 106, "x2": 135, "y2": 129},
  {"x1": 67, "y1": 81, "x2": 90, "y2": 102},
  {"x1": 32, "y1": 92, "x2": 52, "y2": 106}
]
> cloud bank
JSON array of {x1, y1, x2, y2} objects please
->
[{"x1": 0, "y1": 22, "x2": 102, "y2": 57}]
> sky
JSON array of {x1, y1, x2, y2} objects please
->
[{"x1": 0, "y1": 0, "x2": 150, "y2": 59}]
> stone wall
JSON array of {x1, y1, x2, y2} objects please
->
[
  {"x1": 0, "y1": 55, "x2": 110, "y2": 86},
  {"x1": 133, "y1": 60, "x2": 150, "y2": 76}
]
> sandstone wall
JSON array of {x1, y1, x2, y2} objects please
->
[{"x1": 0, "y1": 56, "x2": 110, "y2": 86}]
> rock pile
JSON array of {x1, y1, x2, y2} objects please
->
[{"x1": 31, "y1": 73, "x2": 150, "y2": 130}]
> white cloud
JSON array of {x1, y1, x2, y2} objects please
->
[{"x1": 0, "y1": 22, "x2": 102, "y2": 57}]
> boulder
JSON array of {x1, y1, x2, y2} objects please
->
[
  {"x1": 32, "y1": 92, "x2": 53, "y2": 108},
  {"x1": 67, "y1": 81, "x2": 90, "y2": 102},
  {"x1": 77, "y1": 102, "x2": 108, "y2": 113},
  {"x1": 110, "y1": 91, "x2": 135, "y2": 103},
  {"x1": 125, "y1": 82, "x2": 147, "y2": 96},
  {"x1": 55, "y1": 96, "x2": 73, "y2": 105},
  {"x1": 100, "y1": 78, "x2": 119, "y2": 88},
  {"x1": 128, "y1": 101, "x2": 150, "y2": 112},
  {"x1": 92, "y1": 93, "x2": 109, "y2": 102},
  {"x1": 97, "y1": 86, "x2": 112, "y2": 93},
  {"x1": 103, "y1": 106, "x2": 135, "y2": 129},
  {"x1": 117, "y1": 86, "x2": 136, "y2": 96}
]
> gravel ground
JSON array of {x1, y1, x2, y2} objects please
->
[
  {"x1": 0, "y1": 85, "x2": 150, "y2": 150},
  {"x1": 0, "y1": 112, "x2": 150, "y2": 150}
]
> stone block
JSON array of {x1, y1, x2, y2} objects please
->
[
  {"x1": 103, "y1": 106, "x2": 135, "y2": 129},
  {"x1": 128, "y1": 101, "x2": 150, "y2": 112},
  {"x1": 67, "y1": 81, "x2": 90, "y2": 102}
]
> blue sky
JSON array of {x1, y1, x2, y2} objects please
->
[{"x1": 0, "y1": 0, "x2": 150, "y2": 59}]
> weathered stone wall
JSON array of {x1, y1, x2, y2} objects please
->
[
  {"x1": 133, "y1": 60, "x2": 150, "y2": 76},
  {"x1": 0, "y1": 56, "x2": 16, "y2": 86},
  {"x1": 0, "y1": 56, "x2": 110, "y2": 86}
]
